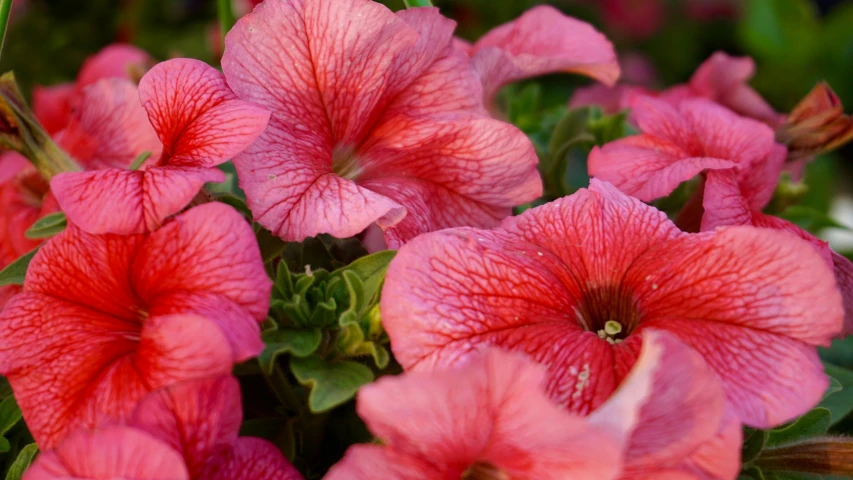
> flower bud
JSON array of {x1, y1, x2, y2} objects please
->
[{"x1": 777, "y1": 82, "x2": 853, "y2": 161}]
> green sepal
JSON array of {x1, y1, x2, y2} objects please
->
[
  {"x1": 0, "y1": 246, "x2": 39, "y2": 286},
  {"x1": 742, "y1": 428, "x2": 768, "y2": 463},
  {"x1": 24, "y1": 212, "x2": 66, "y2": 239},
  {"x1": 4, "y1": 443, "x2": 38, "y2": 480},
  {"x1": 258, "y1": 327, "x2": 323, "y2": 375},
  {"x1": 766, "y1": 408, "x2": 831, "y2": 447},
  {"x1": 818, "y1": 363, "x2": 853, "y2": 426},
  {"x1": 290, "y1": 355, "x2": 374, "y2": 413}
]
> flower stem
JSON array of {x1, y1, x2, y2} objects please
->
[
  {"x1": 403, "y1": 0, "x2": 433, "y2": 7},
  {"x1": 0, "y1": 0, "x2": 13, "y2": 62},
  {"x1": 217, "y1": 0, "x2": 235, "y2": 41}
]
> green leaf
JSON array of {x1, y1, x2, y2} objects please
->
[
  {"x1": 739, "y1": 465, "x2": 767, "y2": 480},
  {"x1": 331, "y1": 250, "x2": 396, "y2": 299},
  {"x1": 4, "y1": 443, "x2": 38, "y2": 480},
  {"x1": 290, "y1": 356, "x2": 374, "y2": 413},
  {"x1": 129, "y1": 150, "x2": 151, "y2": 170},
  {"x1": 216, "y1": 194, "x2": 252, "y2": 218},
  {"x1": 258, "y1": 328, "x2": 323, "y2": 375},
  {"x1": 742, "y1": 428, "x2": 768, "y2": 463},
  {"x1": 766, "y1": 408, "x2": 831, "y2": 447},
  {"x1": 777, "y1": 206, "x2": 850, "y2": 234},
  {"x1": 0, "y1": 395, "x2": 21, "y2": 452},
  {"x1": 255, "y1": 226, "x2": 289, "y2": 265},
  {"x1": 819, "y1": 363, "x2": 853, "y2": 426},
  {"x1": 0, "y1": 247, "x2": 39, "y2": 287},
  {"x1": 24, "y1": 212, "x2": 66, "y2": 239}
]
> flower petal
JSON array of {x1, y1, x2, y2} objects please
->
[
  {"x1": 832, "y1": 251, "x2": 853, "y2": 336},
  {"x1": 470, "y1": 5, "x2": 619, "y2": 105},
  {"x1": 51, "y1": 166, "x2": 224, "y2": 235},
  {"x1": 54, "y1": 79, "x2": 160, "y2": 171},
  {"x1": 139, "y1": 58, "x2": 269, "y2": 167},
  {"x1": 212, "y1": 438, "x2": 304, "y2": 480},
  {"x1": 353, "y1": 349, "x2": 622, "y2": 479},
  {"x1": 24, "y1": 426, "x2": 188, "y2": 480},
  {"x1": 326, "y1": 445, "x2": 437, "y2": 480},
  {"x1": 589, "y1": 330, "x2": 736, "y2": 479},
  {"x1": 76, "y1": 44, "x2": 151, "y2": 88},
  {"x1": 32, "y1": 84, "x2": 75, "y2": 135}
]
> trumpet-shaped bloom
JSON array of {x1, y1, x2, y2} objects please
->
[
  {"x1": 381, "y1": 180, "x2": 843, "y2": 429},
  {"x1": 0, "y1": 203, "x2": 270, "y2": 448},
  {"x1": 52, "y1": 58, "x2": 270, "y2": 235},
  {"x1": 590, "y1": 330, "x2": 740, "y2": 479},
  {"x1": 33, "y1": 44, "x2": 151, "y2": 135},
  {"x1": 588, "y1": 95, "x2": 782, "y2": 204},
  {"x1": 0, "y1": 153, "x2": 58, "y2": 310},
  {"x1": 464, "y1": 5, "x2": 620, "y2": 109},
  {"x1": 326, "y1": 348, "x2": 624, "y2": 480},
  {"x1": 25, "y1": 376, "x2": 302, "y2": 480},
  {"x1": 221, "y1": 0, "x2": 541, "y2": 248}
]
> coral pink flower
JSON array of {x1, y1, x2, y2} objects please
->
[
  {"x1": 51, "y1": 58, "x2": 269, "y2": 235},
  {"x1": 0, "y1": 154, "x2": 58, "y2": 310},
  {"x1": 326, "y1": 348, "x2": 624, "y2": 480},
  {"x1": 25, "y1": 376, "x2": 302, "y2": 480},
  {"x1": 381, "y1": 179, "x2": 843, "y2": 429},
  {"x1": 0, "y1": 203, "x2": 271, "y2": 448},
  {"x1": 587, "y1": 95, "x2": 783, "y2": 204},
  {"x1": 687, "y1": 52, "x2": 783, "y2": 127},
  {"x1": 33, "y1": 44, "x2": 151, "y2": 135},
  {"x1": 464, "y1": 5, "x2": 620, "y2": 109},
  {"x1": 590, "y1": 330, "x2": 740, "y2": 479},
  {"x1": 221, "y1": 0, "x2": 542, "y2": 248}
]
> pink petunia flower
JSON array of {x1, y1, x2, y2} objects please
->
[
  {"x1": 325, "y1": 348, "x2": 625, "y2": 480},
  {"x1": 33, "y1": 44, "x2": 152, "y2": 135},
  {"x1": 327, "y1": 330, "x2": 737, "y2": 480},
  {"x1": 380, "y1": 179, "x2": 843, "y2": 429},
  {"x1": 221, "y1": 0, "x2": 542, "y2": 248},
  {"x1": 51, "y1": 58, "x2": 270, "y2": 235},
  {"x1": 25, "y1": 376, "x2": 302, "y2": 480},
  {"x1": 463, "y1": 5, "x2": 620, "y2": 111},
  {"x1": 0, "y1": 154, "x2": 58, "y2": 310},
  {"x1": 0, "y1": 203, "x2": 271, "y2": 448}
]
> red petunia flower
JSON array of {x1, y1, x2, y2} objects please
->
[
  {"x1": 463, "y1": 5, "x2": 620, "y2": 111},
  {"x1": 33, "y1": 44, "x2": 152, "y2": 136},
  {"x1": 380, "y1": 180, "x2": 842, "y2": 429},
  {"x1": 25, "y1": 376, "x2": 302, "y2": 480},
  {"x1": 0, "y1": 203, "x2": 270, "y2": 448},
  {"x1": 51, "y1": 58, "x2": 269, "y2": 235},
  {"x1": 221, "y1": 0, "x2": 542, "y2": 248}
]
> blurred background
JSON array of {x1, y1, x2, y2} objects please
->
[{"x1": 2, "y1": 0, "x2": 852, "y2": 249}]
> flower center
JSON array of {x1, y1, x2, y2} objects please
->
[
  {"x1": 462, "y1": 461, "x2": 509, "y2": 480},
  {"x1": 331, "y1": 145, "x2": 363, "y2": 180},
  {"x1": 574, "y1": 285, "x2": 641, "y2": 342}
]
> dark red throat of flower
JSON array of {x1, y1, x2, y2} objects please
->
[
  {"x1": 462, "y1": 461, "x2": 510, "y2": 480},
  {"x1": 574, "y1": 285, "x2": 641, "y2": 344}
]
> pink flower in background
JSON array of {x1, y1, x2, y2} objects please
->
[
  {"x1": 590, "y1": 330, "x2": 740, "y2": 479},
  {"x1": 222, "y1": 0, "x2": 541, "y2": 248},
  {"x1": 0, "y1": 154, "x2": 58, "y2": 310},
  {"x1": 0, "y1": 203, "x2": 270, "y2": 448},
  {"x1": 463, "y1": 5, "x2": 620, "y2": 110},
  {"x1": 381, "y1": 180, "x2": 842, "y2": 428},
  {"x1": 52, "y1": 58, "x2": 269, "y2": 235},
  {"x1": 25, "y1": 376, "x2": 302, "y2": 480},
  {"x1": 326, "y1": 348, "x2": 624, "y2": 480},
  {"x1": 33, "y1": 44, "x2": 152, "y2": 135},
  {"x1": 599, "y1": 0, "x2": 665, "y2": 39}
]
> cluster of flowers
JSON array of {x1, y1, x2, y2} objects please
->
[{"x1": 0, "y1": 0, "x2": 852, "y2": 478}]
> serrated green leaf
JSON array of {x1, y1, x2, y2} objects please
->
[
  {"x1": 766, "y1": 408, "x2": 831, "y2": 447},
  {"x1": 290, "y1": 356, "x2": 374, "y2": 413},
  {"x1": 743, "y1": 428, "x2": 768, "y2": 463},
  {"x1": 5, "y1": 443, "x2": 38, "y2": 480},
  {"x1": 258, "y1": 328, "x2": 323, "y2": 375},
  {"x1": 819, "y1": 363, "x2": 853, "y2": 426},
  {"x1": 24, "y1": 212, "x2": 66, "y2": 239},
  {"x1": 0, "y1": 395, "x2": 22, "y2": 453},
  {"x1": 0, "y1": 247, "x2": 39, "y2": 287}
]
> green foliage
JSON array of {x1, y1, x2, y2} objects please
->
[
  {"x1": 24, "y1": 212, "x2": 66, "y2": 239},
  {"x1": 0, "y1": 397, "x2": 21, "y2": 453},
  {"x1": 4, "y1": 443, "x2": 36, "y2": 480},
  {"x1": 765, "y1": 409, "x2": 832, "y2": 447},
  {"x1": 290, "y1": 356, "x2": 375, "y2": 413},
  {"x1": 0, "y1": 247, "x2": 39, "y2": 287}
]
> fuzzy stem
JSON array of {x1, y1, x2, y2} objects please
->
[{"x1": 0, "y1": 0, "x2": 12, "y2": 62}]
